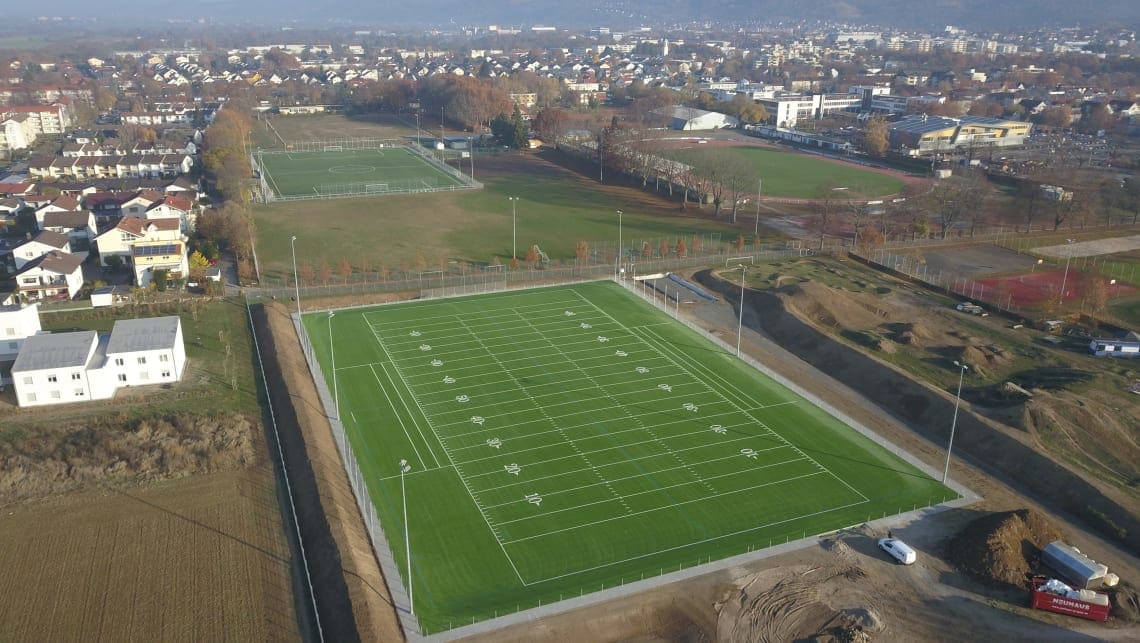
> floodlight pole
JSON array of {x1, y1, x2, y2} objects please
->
[
  {"x1": 290, "y1": 235, "x2": 301, "y2": 315},
  {"x1": 754, "y1": 179, "x2": 762, "y2": 238},
  {"x1": 508, "y1": 197, "x2": 519, "y2": 259},
  {"x1": 943, "y1": 360, "x2": 968, "y2": 484},
  {"x1": 616, "y1": 210, "x2": 623, "y2": 280},
  {"x1": 328, "y1": 311, "x2": 338, "y2": 419},
  {"x1": 1059, "y1": 238, "x2": 1076, "y2": 308},
  {"x1": 736, "y1": 264, "x2": 746, "y2": 357},
  {"x1": 399, "y1": 459, "x2": 413, "y2": 615}
]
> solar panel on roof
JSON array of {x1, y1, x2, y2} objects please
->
[{"x1": 134, "y1": 244, "x2": 179, "y2": 256}]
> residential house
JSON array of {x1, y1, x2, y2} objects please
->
[
  {"x1": 12, "y1": 250, "x2": 84, "y2": 300},
  {"x1": 10, "y1": 315, "x2": 186, "y2": 407},
  {"x1": 13, "y1": 230, "x2": 71, "y2": 268},
  {"x1": 41, "y1": 211, "x2": 97, "y2": 250},
  {"x1": 95, "y1": 216, "x2": 182, "y2": 267},
  {"x1": 0, "y1": 302, "x2": 40, "y2": 385},
  {"x1": 34, "y1": 194, "x2": 82, "y2": 227},
  {"x1": 131, "y1": 239, "x2": 188, "y2": 288},
  {"x1": 0, "y1": 114, "x2": 35, "y2": 156}
]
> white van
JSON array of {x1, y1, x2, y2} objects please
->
[{"x1": 877, "y1": 537, "x2": 917, "y2": 565}]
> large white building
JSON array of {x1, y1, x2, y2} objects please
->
[
  {"x1": 0, "y1": 302, "x2": 41, "y2": 387},
  {"x1": 757, "y1": 93, "x2": 864, "y2": 128},
  {"x1": 11, "y1": 316, "x2": 186, "y2": 407},
  {"x1": 654, "y1": 106, "x2": 740, "y2": 130}
]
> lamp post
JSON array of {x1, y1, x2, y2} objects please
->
[
  {"x1": 508, "y1": 196, "x2": 519, "y2": 259},
  {"x1": 290, "y1": 235, "x2": 300, "y2": 315},
  {"x1": 943, "y1": 360, "x2": 968, "y2": 484},
  {"x1": 736, "y1": 264, "x2": 746, "y2": 357},
  {"x1": 1058, "y1": 238, "x2": 1076, "y2": 308},
  {"x1": 398, "y1": 459, "x2": 413, "y2": 615},
  {"x1": 754, "y1": 179, "x2": 762, "y2": 239},
  {"x1": 616, "y1": 210, "x2": 623, "y2": 279},
  {"x1": 328, "y1": 311, "x2": 338, "y2": 419}
]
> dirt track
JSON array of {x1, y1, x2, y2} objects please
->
[{"x1": 252, "y1": 301, "x2": 402, "y2": 641}]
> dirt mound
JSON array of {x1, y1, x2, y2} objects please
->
[
  {"x1": 883, "y1": 322, "x2": 933, "y2": 346},
  {"x1": 0, "y1": 412, "x2": 256, "y2": 503},
  {"x1": 782, "y1": 281, "x2": 887, "y2": 332},
  {"x1": 1109, "y1": 582, "x2": 1140, "y2": 623},
  {"x1": 946, "y1": 509, "x2": 1065, "y2": 588}
]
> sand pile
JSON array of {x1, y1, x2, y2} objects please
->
[{"x1": 945, "y1": 509, "x2": 1065, "y2": 588}]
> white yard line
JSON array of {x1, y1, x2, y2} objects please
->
[{"x1": 367, "y1": 364, "x2": 433, "y2": 471}]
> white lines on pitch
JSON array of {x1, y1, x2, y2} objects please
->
[
  {"x1": 481, "y1": 454, "x2": 807, "y2": 508},
  {"x1": 415, "y1": 377, "x2": 712, "y2": 410},
  {"x1": 573, "y1": 289, "x2": 867, "y2": 502},
  {"x1": 456, "y1": 306, "x2": 633, "y2": 515},
  {"x1": 517, "y1": 499, "x2": 871, "y2": 586},
  {"x1": 498, "y1": 470, "x2": 827, "y2": 535},
  {"x1": 367, "y1": 363, "x2": 440, "y2": 469}
]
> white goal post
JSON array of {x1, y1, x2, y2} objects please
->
[{"x1": 323, "y1": 145, "x2": 343, "y2": 152}]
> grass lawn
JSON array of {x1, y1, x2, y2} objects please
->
[
  {"x1": 257, "y1": 147, "x2": 464, "y2": 198},
  {"x1": 302, "y1": 281, "x2": 954, "y2": 634},
  {"x1": 254, "y1": 157, "x2": 749, "y2": 281},
  {"x1": 667, "y1": 146, "x2": 906, "y2": 199}
]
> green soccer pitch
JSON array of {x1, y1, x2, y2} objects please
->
[
  {"x1": 257, "y1": 147, "x2": 465, "y2": 198},
  {"x1": 301, "y1": 281, "x2": 955, "y2": 633}
]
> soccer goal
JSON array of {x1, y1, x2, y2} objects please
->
[
  {"x1": 323, "y1": 145, "x2": 343, "y2": 152},
  {"x1": 365, "y1": 183, "x2": 389, "y2": 193}
]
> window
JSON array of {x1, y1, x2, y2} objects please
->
[
  {"x1": 137, "y1": 356, "x2": 146, "y2": 365},
  {"x1": 139, "y1": 372, "x2": 149, "y2": 381},
  {"x1": 161, "y1": 370, "x2": 171, "y2": 378},
  {"x1": 4, "y1": 327, "x2": 13, "y2": 336},
  {"x1": 159, "y1": 354, "x2": 170, "y2": 363},
  {"x1": 50, "y1": 390, "x2": 61, "y2": 399},
  {"x1": 74, "y1": 389, "x2": 85, "y2": 396},
  {"x1": 117, "y1": 374, "x2": 127, "y2": 382},
  {"x1": 120, "y1": 232, "x2": 134, "y2": 241},
  {"x1": 47, "y1": 375, "x2": 57, "y2": 383},
  {"x1": 72, "y1": 373, "x2": 81, "y2": 380},
  {"x1": 27, "y1": 392, "x2": 36, "y2": 402},
  {"x1": 115, "y1": 357, "x2": 124, "y2": 366},
  {"x1": 7, "y1": 342, "x2": 16, "y2": 350},
  {"x1": 22, "y1": 376, "x2": 32, "y2": 385}
]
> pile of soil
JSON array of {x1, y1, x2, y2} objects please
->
[
  {"x1": 1109, "y1": 582, "x2": 1140, "y2": 623},
  {"x1": 0, "y1": 412, "x2": 255, "y2": 503},
  {"x1": 945, "y1": 509, "x2": 1065, "y2": 589},
  {"x1": 783, "y1": 281, "x2": 887, "y2": 331},
  {"x1": 883, "y1": 322, "x2": 933, "y2": 346}
]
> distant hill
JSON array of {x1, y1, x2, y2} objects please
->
[{"x1": 7, "y1": 0, "x2": 1140, "y2": 30}]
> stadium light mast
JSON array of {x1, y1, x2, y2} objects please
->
[
  {"x1": 1058, "y1": 238, "x2": 1076, "y2": 308},
  {"x1": 328, "y1": 311, "x2": 338, "y2": 419},
  {"x1": 290, "y1": 235, "x2": 301, "y2": 315},
  {"x1": 508, "y1": 197, "x2": 519, "y2": 259},
  {"x1": 754, "y1": 179, "x2": 762, "y2": 238},
  {"x1": 736, "y1": 264, "x2": 746, "y2": 357},
  {"x1": 398, "y1": 459, "x2": 414, "y2": 615},
  {"x1": 616, "y1": 210, "x2": 623, "y2": 279},
  {"x1": 943, "y1": 360, "x2": 968, "y2": 484}
]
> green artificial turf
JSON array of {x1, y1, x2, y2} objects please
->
[
  {"x1": 257, "y1": 147, "x2": 464, "y2": 197},
  {"x1": 302, "y1": 281, "x2": 954, "y2": 633}
]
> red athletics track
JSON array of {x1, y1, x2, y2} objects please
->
[{"x1": 976, "y1": 269, "x2": 1137, "y2": 307}]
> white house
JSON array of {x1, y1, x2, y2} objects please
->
[
  {"x1": 41, "y1": 210, "x2": 97, "y2": 249},
  {"x1": 10, "y1": 331, "x2": 104, "y2": 406},
  {"x1": 12, "y1": 250, "x2": 84, "y2": 300},
  {"x1": 13, "y1": 230, "x2": 71, "y2": 269},
  {"x1": 11, "y1": 316, "x2": 186, "y2": 407},
  {"x1": 95, "y1": 217, "x2": 182, "y2": 267},
  {"x1": 132, "y1": 240, "x2": 188, "y2": 288},
  {"x1": 0, "y1": 302, "x2": 40, "y2": 386}
]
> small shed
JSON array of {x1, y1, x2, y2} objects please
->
[{"x1": 91, "y1": 285, "x2": 129, "y2": 308}]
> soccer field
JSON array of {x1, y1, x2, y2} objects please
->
[
  {"x1": 257, "y1": 147, "x2": 465, "y2": 198},
  {"x1": 667, "y1": 145, "x2": 907, "y2": 198},
  {"x1": 302, "y1": 281, "x2": 954, "y2": 633}
]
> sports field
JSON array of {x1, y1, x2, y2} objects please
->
[
  {"x1": 666, "y1": 145, "x2": 907, "y2": 198},
  {"x1": 257, "y1": 147, "x2": 465, "y2": 198},
  {"x1": 302, "y1": 281, "x2": 954, "y2": 633}
]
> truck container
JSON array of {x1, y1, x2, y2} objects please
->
[
  {"x1": 1041, "y1": 541, "x2": 1108, "y2": 589},
  {"x1": 1030, "y1": 577, "x2": 1111, "y2": 622}
]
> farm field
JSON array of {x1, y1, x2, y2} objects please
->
[
  {"x1": 257, "y1": 147, "x2": 465, "y2": 198},
  {"x1": 0, "y1": 466, "x2": 296, "y2": 640},
  {"x1": 664, "y1": 144, "x2": 907, "y2": 198},
  {"x1": 301, "y1": 280, "x2": 954, "y2": 633}
]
